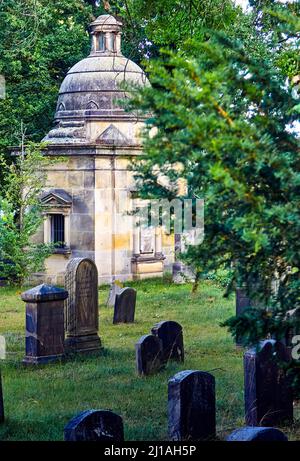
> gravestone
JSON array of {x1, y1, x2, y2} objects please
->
[
  {"x1": 64, "y1": 409, "x2": 124, "y2": 441},
  {"x1": 65, "y1": 258, "x2": 101, "y2": 353},
  {"x1": 21, "y1": 284, "x2": 67, "y2": 365},
  {"x1": 135, "y1": 334, "x2": 162, "y2": 376},
  {"x1": 151, "y1": 321, "x2": 184, "y2": 363},
  {"x1": 244, "y1": 340, "x2": 293, "y2": 426},
  {"x1": 113, "y1": 287, "x2": 136, "y2": 324},
  {"x1": 0, "y1": 335, "x2": 5, "y2": 360},
  {"x1": 226, "y1": 426, "x2": 288, "y2": 441},
  {"x1": 168, "y1": 370, "x2": 216, "y2": 441},
  {"x1": 0, "y1": 371, "x2": 4, "y2": 423},
  {"x1": 107, "y1": 280, "x2": 123, "y2": 307}
]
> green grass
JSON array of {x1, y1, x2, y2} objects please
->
[{"x1": 0, "y1": 277, "x2": 299, "y2": 441}]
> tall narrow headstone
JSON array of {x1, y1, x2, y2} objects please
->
[
  {"x1": 151, "y1": 320, "x2": 184, "y2": 363},
  {"x1": 0, "y1": 370, "x2": 4, "y2": 423},
  {"x1": 64, "y1": 409, "x2": 124, "y2": 441},
  {"x1": 107, "y1": 280, "x2": 123, "y2": 307},
  {"x1": 135, "y1": 334, "x2": 162, "y2": 376},
  {"x1": 168, "y1": 370, "x2": 216, "y2": 441},
  {"x1": 226, "y1": 426, "x2": 288, "y2": 441},
  {"x1": 21, "y1": 284, "x2": 67, "y2": 364},
  {"x1": 65, "y1": 258, "x2": 101, "y2": 353},
  {"x1": 113, "y1": 287, "x2": 136, "y2": 324},
  {"x1": 244, "y1": 340, "x2": 293, "y2": 426}
]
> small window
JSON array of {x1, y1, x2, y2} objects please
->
[
  {"x1": 98, "y1": 33, "x2": 105, "y2": 51},
  {"x1": 50, "y1": 214, "x2": 65, "y2": 248}
]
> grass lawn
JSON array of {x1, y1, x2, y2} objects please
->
[{"x1": 0, "y1": 276, "x2": 299, "y2": 441}]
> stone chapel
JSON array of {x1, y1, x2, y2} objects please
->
[{"x1": 35, "y1": 14, "x2": 174, "y2": 285}]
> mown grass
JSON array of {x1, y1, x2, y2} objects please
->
[{"x1": 0, "y1": 276, "x2": 299, "y2": 441}]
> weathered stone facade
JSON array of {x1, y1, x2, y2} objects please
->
[{"x1": 34, "y1": 15, "x2": 174, "y2": 285}]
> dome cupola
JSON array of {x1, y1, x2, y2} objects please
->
[
  {"x1": 45, "y1": 14, "x2": 148, "y2": 144},
  {"x1": 89, "y1": 14, "x2": 123, "y2": 56}
]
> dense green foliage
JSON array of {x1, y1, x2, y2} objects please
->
[
  {"x1": 127, "y1": 3, "x2": 300, "y2": 360},
  {"x1": 0, "y1": 0, "x2": 94, "y2": 157},
  {"x1": 0, "y1": 143, "x2": 54, "y2": 284}
]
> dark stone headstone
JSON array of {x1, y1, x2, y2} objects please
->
[
  {"x1": 151, "y1": 320, "x2": 184, "y2": 363},
  {"x1": 244, "y1": 340, "x2": 293, "y2": 427},
  {"x1": 113, "y1": 287, "x2": 136, "y2": 324},
  {"x1": 21, "y1": 284, "x2": 68, "y2": 365},
  {"x1": 226, "y1": 426, "x2": 288, "y2": 441},
  {"x1": 168, "y1": 370, "x2": 216, "y2": 441},
  {"x1": 65, "y1": 258, "x2": 101, "y2": 353},
  {"x1": 64, "y1": 409, "x2": 124, "y2": 441},
  {"x1": 135, "y1": 334, "x2": 162, "y2": 376},
  {"x1": 0, "y1": 371, "x2": 4, "y2": 423}
]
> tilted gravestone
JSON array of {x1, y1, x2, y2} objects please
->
[
  {"x1": 21, "y1": 284, "x2": 68, "y2": 364},
  {"x1": 168, "y1": 370, "x2": 216, "y2": 441},
  {"x1": 151, "y1": 321, "x2": 184, "y2": 363},
  {"x1": 64, "y1": 409, "x2": 124, "y2": 441},
  {"x1": 244, "y1": 340, "x2": 293, "y2": 426},
  {"x1": 135, "y1": 334, "x2": 162, "y2": 376},
  {"x1": 226, "y1": 426, "x2": 288, "y2": 441},
  {"x1": 65, "y1": 258, "x2": 101, "y2": 353},
  {"x1": 107, "y1": 280, "x2": 123, "y2": 307},
  {"x1": 0, "y1": 370, "x2": 4, "y2": 423},
  {"x1": 113, "y1": 287, "x2": 136, "y2": 324}
]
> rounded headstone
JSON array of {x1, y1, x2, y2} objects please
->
[
  {"x1": 168, "y1": 370, "x2": 216, "y2": 441},
  {"x1": 64, "y1": 258, "x2": 101, "y2": 353},
  {"x1": 244, "y1": 340, "x2": 293, "y2": 426},
  {"x1": 64, "y1": 409, "x2": 124, "y2": 441},
  {"x1": 113, "y1": 287, "x2": 136, "y2": 324},
  {"x1": 151, "y1": 320, "x2": 184, "y2": 363},
  {"x1": 226, "y1": 426, "x2": 288, "y2": 441},
  {"x1": 135, "y1": 334, "x2": 162, "y2": 376}
]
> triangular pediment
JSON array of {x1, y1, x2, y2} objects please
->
[
  {"x1": 96, "y1": 124, "x2": 129, "y2": 146},
  {"x1": 41, "y1": 189, "x2": 72, "y2": 207}
]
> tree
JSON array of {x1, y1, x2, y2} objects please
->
[
  {"x1": 0, "y1": 0, "x2": 94, "y2": 187},
  {"x1": 127, "y1": 2, "x2": 300, "y2": 387},
  {"x1": 0, "y1": 137, "x2": 55, "y2": 285}
]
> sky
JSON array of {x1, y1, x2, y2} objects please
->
[
  {"x1": 234, "y1": 0, "x2": 292, "y2": 9},
  {"x1": 234, "y1": 0, "x2": 249, "y2": 9}
]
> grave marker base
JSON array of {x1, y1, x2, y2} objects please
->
[
  {"x1": 22, "y1": 353, "x2": 65, "y2": 365},
  {"x1": 65, "y1": 334, "x2": 102, "y2": 354}
]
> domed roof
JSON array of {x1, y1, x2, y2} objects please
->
[
  {"x1": 53, "y1": 14, "x2": 149, "y2": 122},
  {"x1": 89, "y1": 13, "x2": 122, "y2": 28}
]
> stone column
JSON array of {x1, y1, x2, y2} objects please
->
[
  {"x1": 155, "y1": 227, "x2": 163, "y2": 257},
  {"x1": 133, "y1": 220, "x2": 140, "y2": 256},
  {"x1": 21, "y1": 284, "x2": 68, "y2": 365}
]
